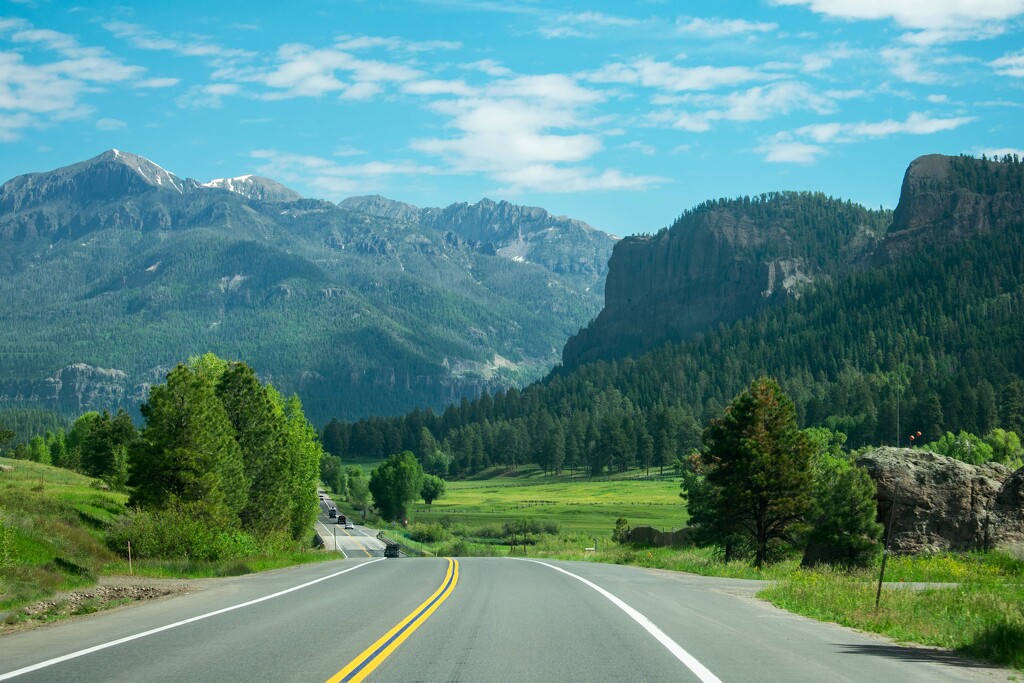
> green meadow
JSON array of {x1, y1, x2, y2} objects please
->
[{"x1": 407, "y1": 465, "x2": 687, "y2": 538}]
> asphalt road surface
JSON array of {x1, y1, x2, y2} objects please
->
[
  {"x1": 0, "y1": 557, "x2": 1014, "y2": 682},
  {"x1": 315, "y1": 494, "x2": 387, "y2": 558}
]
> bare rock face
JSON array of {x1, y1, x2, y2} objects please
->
[
  {"x1": 873, "y1": 154, "x2": 1024, "y2": 264},
  {"x1": 856, "y1": 447, "x2": 1024, "y2": 553}
]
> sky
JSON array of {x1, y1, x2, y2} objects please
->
[{"x1": 1, "y1": 1, "x2": 1023, "y2": 236}]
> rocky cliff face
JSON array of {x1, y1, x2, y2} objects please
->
[
  {"x1": 873, "y1": 154, "x2": 1024, "y2": 264},
  {"x1": 561, "y1": 192, "x2": 887, "y2": 369},
  {"x1": 857, "y1": 447, "x2": 1024, "y2": 553},
  {"x1": 342, "y1": 195, "x2": 617, "y2": 278},
  {"x1": 561, "y1": 154, "x2": 1024, "y2": 371}
]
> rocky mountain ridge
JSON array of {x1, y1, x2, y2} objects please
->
[{"x1": 0, "y1": 151, "x2": 617, "y2": 423}]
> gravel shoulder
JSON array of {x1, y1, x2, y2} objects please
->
[{"x1": 1, "y1": 574, "x2": 219, "y2": 635}]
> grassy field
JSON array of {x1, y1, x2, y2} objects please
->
[{"x1": 410, "y1": 465, "x2": 687, "y2": 538}]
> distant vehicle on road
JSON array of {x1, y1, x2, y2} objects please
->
[
  {"x1": 328, "y1": 507, "x2": 337, "y2": 518},
  {"x1": 344, "y1": 521, "x2": 355, "y2": 529},
  {"x1": 337, "y1": 514, "x2": 347, "y2": 524},
  {"x1": 384, "y1": 545, "x2": 400, "y2": 558}
]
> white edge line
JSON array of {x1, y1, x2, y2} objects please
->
[
  {"x1": 0, "y1": 559, "x2": 383, "y2": 681},
  {"x1": 510, "y1": 558, "x2": 723, "y2": 683}
]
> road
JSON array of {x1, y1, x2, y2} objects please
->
[
  {"x1": 315, "y1": 494, "x2": 387, "y2": 558},
  {"x1": 0, "y1": 557, "x2": 1012, "y2": 682}
]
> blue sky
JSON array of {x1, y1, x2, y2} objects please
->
[{"x1": 1, "y1": 0, "x2": 1022, "y2": 235}]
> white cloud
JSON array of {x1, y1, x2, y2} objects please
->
[
  {"x1": 976, "y1": 146, "x2": 1024, "y2": 158},
  {"x1": 250, "y1": 149, "x2": 439, "y2": 196},
  {"x1": 585, "y1": 58, "x2": 766, "y2": 91},
  {"x1": 215, "y1": 44, "x2": 424, "y2": 100},
  {"x1": 0, "y1": 111, "x2": 34, "y2": 142},
  {"x1": 540, "y1": 11, "x2": 641, "y2": 39},
  {"x1": 463, "y1": 60, "x2": 512, "y2": 77},
  {"x1": 796, "y1": 111, "x2": 975, "y2": 143},
  {"x1": 621, "y1": 141, "x2": 656, "y2": 155},
  {"x1": 756, "y1": 135, "x2": 827, "y2": 163},
  {"x1": 402, "y1": 79, "x2": 475, "y2": 96},
  {"x1": 773, "y1": 0, "x2": 1024, "y2": 43},
  {"x1": 333, "y1": 35, "x2": 462, "y2": 53},
  {"x1": 656, "y1": 81, "x2": 840, "y2": 132},
  {"x1": 757, "y1": 111, "x2": 976, "y2": 163},
  {"x1": 881, "y1": 47, "x2": 942, "y2": 84},
  {"x1": 135, "y1": 77, "x2": 180, "y2": 89},
  {"x1": 103, "y1": 21, "x2": 254, "y2": 64},
  {"x1": 990, "y1": 51, "x2": 1024, "y2": 77},
  {"x1": 407, "y1": 68, "x2": 661, "y2": 193},
  {"x1": 0, "y1": 21, "x2": 148, "y2": 141},
  {"x1": 676, "y1": 16, "x2": 778, "y2": 37},
  {"x1": 95, "y1": 117, "x2": 125, "y2": 130},
  {"x1": 177, "y1": 83, "x2": 241, "y2": 108},
  {"x1": 772, "y1": 0, "x2": 1024, "y2": 30}
]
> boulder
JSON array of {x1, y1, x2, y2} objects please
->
[{"x1": 856, "y1": 447, "x2": 1024, "y2": 554}]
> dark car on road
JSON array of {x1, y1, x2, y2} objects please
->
[{"x1": 328, "y1": 507, "x2": 336, "y2": 518}]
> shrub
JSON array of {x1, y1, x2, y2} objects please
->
[
  {"x1": 107, "y1": 505, "x2": 261, "y2": 561},
  {"x1": 407, "y1": 522, "x2": 450, "y2": 544}
]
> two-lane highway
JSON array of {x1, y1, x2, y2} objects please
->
[
  {"x1": 0, "y1": 557, "x2": 1013, "y2": 682},
  {"x1": 316, "y1": 493, "x2": 387, "y2": 558}
]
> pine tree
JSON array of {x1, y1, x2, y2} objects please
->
[
  {"x1": 130, "y1": 364, "x2": 248, "y2": 525},
  {"x1": 698, "y1": 378, "x2": 815, "y2": 567}
]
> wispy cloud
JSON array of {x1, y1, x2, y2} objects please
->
[
  {"x1": 675, "y1": 16, "x2": 778, "y2": 37},
  {"x1": 0, "y1": 19, "x2": 146, "y2": 141},
  {"x1": 756, "y1": 136, "x2": 827, "y2": 163},
  {"x1": 540, "y1": 11, "x2": 642, "y2": 39},
  {"x1": 795, "y1": 112, "x2": 976, "y2": 143},
  {"x1": 650, "y1": 80, "x2": 840, "y2": 132},
  {"x1": 103, "y1": 21, "x2": 254, "y2": 64},
  {"x1": 584, "y1": 58, "x2": 767, "y2": 91},
  {"x1": 250, "y1": 149, "x2": 440, "y2": 196},
  {"x1": 95, "y1": 117, "x2": 125, "y2": 130},
  {"x1": 990, "y1": 51, "x2": 1024, "y2": 77},
  {"x1": 410, "y1": 72, "x2": 663, "y2": 193},
  {"x1": 758, "y1": 111, "x2": 977, "y2": 163}
]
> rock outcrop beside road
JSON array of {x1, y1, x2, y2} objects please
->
[{"x1": 857, "y1": 447, "x2": 1024, "y2": 554}]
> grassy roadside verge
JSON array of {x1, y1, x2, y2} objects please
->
[
  {"x1": 0, "y1": 457, "x2": 333, "y2": 624},
  {"x1": 759, "y1": 565, "x2": 1024, "y2": 671}
]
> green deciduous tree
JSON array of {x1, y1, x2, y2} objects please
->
[
  {"x1": 697, "y1": 378, "x2": 815, "y2": 567},
  {"x1": 420, "y1": 473, "x2": 446, "y2": 505},
  {"x1": 985, "y1": 429, "x2": 1024, "y2": 469},
  {"x1": 924, "y1": 431, "x2": 994, "y2": 465},
  {"x1": 368, "y1": 451, "x2": 424, "y2": 522}
]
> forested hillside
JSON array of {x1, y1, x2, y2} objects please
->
[
  {"x1": 322, "y1": 154, "x2": 1024, "y2": 475},
  {"x1": 0, "y1": 151, "x2": 616, "y2": 424}
]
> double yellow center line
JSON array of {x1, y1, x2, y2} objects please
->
[{"x1": 326, "y1": 558, "x2": 460, "y2": 683}]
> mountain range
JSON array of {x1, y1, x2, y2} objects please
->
[{"x1": 0, "y1": 150, "x2": 617, "y2": 424}]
